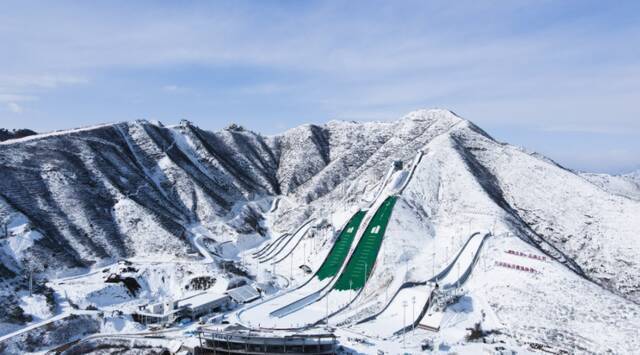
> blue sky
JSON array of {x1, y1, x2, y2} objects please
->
[{"x1": 0, "y1": 1, "x2": 638, "y2": 173}]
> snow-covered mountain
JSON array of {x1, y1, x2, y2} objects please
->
[
  {"x1": 0, "y1": 128, "x2": 37, "y2": 142},
  {"x1": 581, "y1": 169, "x2": 640, "y2": 200},
  {"x1": 1, "y1": 109, "x2": 639, "y2": 353},
  {"x1": 0, "y1": 112, "x2": 463, "y2": 274}
]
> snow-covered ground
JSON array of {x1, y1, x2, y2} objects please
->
[{"x1": 581, "y1": 170, "x2": 640, "y2": 200}]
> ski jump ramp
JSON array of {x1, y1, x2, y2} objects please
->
[
  {"x1": 397, "y1": 150, "x2": 424, "y2": 194},
  {"x1": 237, "y1": 210, "x2": 366, "y2": 328},
  {"x1": 271, "y1": 196, "x2": 397, "y2": 321},
  {"x1": 255, "y1": 232, "x2": 291, "y2": 260},
  {"x1": 238, "y1": 196, "x2": 398, "y2": 329},
  {"x1": 258, "y1": 219, "x2": 315, "y2": 263},
  {"x1": 264, "y1": 196, "x2": 397, "y2": 329},
  {"x1": 237, "y1": 151, "x2": 422, "y2": 330},
  {"x1": 252, "y1": 232, "x2": 289, "y2": 258},
  {"x1": 366, "y1": 163, "x2": 396, "y2": 207},
  {"x1": 349, "y1": 231, "x2": 490, "y2": 338}
]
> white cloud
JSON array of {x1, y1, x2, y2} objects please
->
[
  {"x1": 0, "y1": 75, "x2": 84, "y2": 118},
  {"x1": 0, "y1": 94, "x2": 37, "y2": 102},
  {"x1": 0, "y1": 1, "x2": 636, "y2": 172},
  {"x1": 162, "y1": 85, "x2": 191, "y2": 94},
  {"x1": 0, "y1": 75, "x2": 88, "y2": 90},
  {"x1": 552, "y1": 148, "x2": 640, "y2": 174},
  {"x1": 162, "y1": 85, "x2": 179, "y2": 92},
  {"x1": 7, "y1": 102, "x2": 23, "y2": 113},
  {"x1": 0, "y1": 93, "x2": 35, "y2": 114}
]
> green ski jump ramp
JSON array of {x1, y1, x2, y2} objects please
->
[
  {"x1": 267, "y1": 195, "x2": 398, "y2": 321},
  {"x1": 238, "y1": 209, "x2": 366, "y2": 324},
  {"x1": 334, "y1": 195, "x2": 397, "y2": 290},
  {"x1": 315, "y1": 210, "x2": 366, "y2": 280}
]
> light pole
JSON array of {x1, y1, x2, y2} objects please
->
[
  {"x1": 326, "y1": 292, "x2": 330, "y2": 327},
  {"x1": 350, "y1": 279, "x2": 353, "y2": 301},
  {"x1": 402, "y1": 300, "x2": 408, "y2": 348},
  {"x1": 432, "y1": 252, "x2": 435, "y2": 278},
  {"x1": 483, "y1": 250, "x2": 487, "y2": 271},
  {"x1": 385, "y1": 280, "x2": 389, "y2": 301},
  {"x1": 404, "y1": 241, "x2": 408, "y2": 280},
  {"x1": 364, "y1": 262, "x2": 368, "y2": 286},
  {"x1": 412, "y1": 296, "x2": 416, "y2": 331},
  {"x1": 451, "y1": 236, "x2": 454, "y2": 261}
]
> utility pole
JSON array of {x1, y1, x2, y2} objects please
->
[{"x1": 29, "y1": 267, "x2": 33, "y2": 296}]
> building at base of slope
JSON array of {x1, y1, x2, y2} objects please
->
[{"x1": 196, "y1": 326, "x2": 337, "y2": 355}]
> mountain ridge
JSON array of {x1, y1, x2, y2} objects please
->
[{"x1": 1, "y1": 109, "x2": 639, "y2": 337}]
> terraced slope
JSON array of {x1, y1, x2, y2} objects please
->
[
  {"x1": 316, "y1": 210, "x2": 366, "y2": 280},
  {"x1": 333, "y1": 196, "x2": 397, "y2": 290}
]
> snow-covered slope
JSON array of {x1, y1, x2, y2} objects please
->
[{"x1": 581, "y1": 170, "x2": 640, "y2": 200}]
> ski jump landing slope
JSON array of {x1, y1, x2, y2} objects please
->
[
  {"x1": 237, "y1": 210, "x2": 366, "y2": 328},
  {"x1": 263, "y1": 196, "x2": 398, "y2": 329},
  {"x1": 352, "y1": 231, "x2": 489, "y2": 338}
]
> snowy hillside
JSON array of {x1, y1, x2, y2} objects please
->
[
  {"x1": 581, "y1": 170, "x2": 640, "y2": 200},
  {"x1": 1, "y1": 109, "x2": 639, "y2": 353}
]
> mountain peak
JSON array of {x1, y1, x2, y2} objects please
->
[
  {"x1": 225, "y1": 123, "x2": 246, "y2": 132},
  {"x1": 401, "y1": 108, "x2": 463, "y2": 122}
]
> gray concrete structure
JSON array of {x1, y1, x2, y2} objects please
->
[{"x1": 196, "y1": 328, "x2": 337, "y2": 355}]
